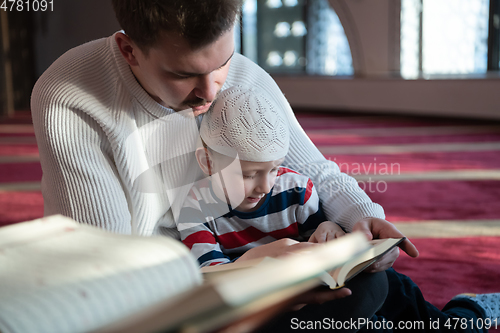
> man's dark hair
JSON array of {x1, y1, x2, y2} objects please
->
[{"x1": 111, "y1": 0, "x2": 242, "y2": 52}]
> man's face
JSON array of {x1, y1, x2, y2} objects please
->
[{"x1": 129, "y1": 28, "x2": 235, "y2": 116}]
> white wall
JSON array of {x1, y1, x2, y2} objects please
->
[{"x1": 276, "y1": 75, "x2": 500, "y2": 120}]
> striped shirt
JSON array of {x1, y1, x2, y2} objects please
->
[{"x1": 178, "y1": 167, "x2": 328, "y2": 267}]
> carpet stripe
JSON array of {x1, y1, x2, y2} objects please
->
[
  {"x1": 394, "y1": 220, "x2": 500, "y2": 238},
  {"x1": 0, "y1": 191, "x2": 44, "y2": 227},
  {"x1": 296, "y1": 114, "x2": 490, "y2": 130},
  {"x1": 0, "y1": 137, "x2": 37, "y2": 145},
  {"x1": 0, "y1": 155, "x2": 40, "y2": 164},
  {"x1": 0, "y1": 182, "x2": 41, "y2": 192},
  {"x1": 0, "y1": 124, "x2": 34, "y2": 133},
  {"x1": 311, "y1": 133, "x2": 500, "y2": 146},
  {"x1": 367, "y1": 180, "x2": 500, "y2": 221},
  {"x1": 352, "y1": 170, "x2": 500, "y2": 182},
  {"x1": 0, "y1": 163, "x2": 42, "y2": 182},
  {"x1": 0, "y1": 146, "x2": 39, "y2": 156},
  {"x1": 329, "y1": 151, "x2": 500, "y2": 173},
  {"x1": 306, "y1": 125, "x2": 500, "y2": 137},
  {"x1": 297, "y1": 115, "x2": 403, "y2": 122},
  {"x1": 319, "y1": 142, "x2": 500, "y2": 155}
]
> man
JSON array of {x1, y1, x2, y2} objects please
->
[{"x1": 31, "y1": 0, "x2": 417, "y2": 328}]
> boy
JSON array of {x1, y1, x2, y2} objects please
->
[
  {"x1": 177, "y1": 85, "x2": 500, "y2": 332},
  {"x1": 177, "y1": 85, "x2": 345, "y2": 267}
]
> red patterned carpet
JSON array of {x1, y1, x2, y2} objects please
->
[
  {"x1": 1, "y1": 110, "x2": 500, "y2": 318},
  {"x1": 0, "y1": 112, "x2": 43, "y2": 226},
  {"x1": 298, "y1": 112, "x2": 500, "y2": 314}
]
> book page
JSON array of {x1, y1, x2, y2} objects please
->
[
  {"x1": 213, "y1": 232, "x2": 369, "y2": 307},
  {"x1": 0, "y1": 215, "x2": 202, "y2": 333},
  {"x1": 330, "y1": 238, "x2": 404, "y2": 288}
]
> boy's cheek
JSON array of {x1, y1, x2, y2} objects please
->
[{"x1": 226, "y1": 181, "x2": 246, "y2": 206}]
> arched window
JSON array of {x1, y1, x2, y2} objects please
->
[
  {"x1": 239, "y1": 0, "x2": 354, "y2": 76},
  {"x1": 306, "y1": 0, "x2": 353, "y2": 75}
]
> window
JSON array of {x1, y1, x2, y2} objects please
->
[
  {"x1": 401, "y1": 0, "x2": 490, "y2": 78},
  {"x1": 306, "y1": 0, "x2": 353, "y2": 76},
  {"x1": 239, "y1": 0, "x2": 353, "y2": 76},
  {"x1": 487, "y1": 0, "x2": 500, "y2": 70},
  {"x1": 256, "y1": 0, "x2": 307, "y2": 74}
]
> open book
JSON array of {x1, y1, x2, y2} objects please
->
[
  {"x1": 324, "y1": 237, "x2": 404, "y2": 288},
  {"x1": 0, "y1": 215, "x2": 202, "y2": 333},
  {"x1": 201, "y1": 238, "x2": 404, "y2": 289},
  {"x1": 0, "y1": 215, "x2": 374, "y2": 333}
]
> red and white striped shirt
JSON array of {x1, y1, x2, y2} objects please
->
[{"x1": 178, "y1": 167, "x2": 329, "y2": 267}]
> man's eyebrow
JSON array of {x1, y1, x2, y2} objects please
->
[{"x1": 174, "y1": 50, "x2": 235, "y2": 77}]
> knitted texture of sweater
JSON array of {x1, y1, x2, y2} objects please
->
[{"x1": 31, "y1": 33, "x2": 385, "y2": 239}]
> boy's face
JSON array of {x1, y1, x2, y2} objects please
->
[{"x1": 212, "y1": 156, "x2": 285, "y2": 212}]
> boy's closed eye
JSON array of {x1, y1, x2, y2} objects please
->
[{"x1": 243, "y1": 168, "x2": 279, "y2": 179}]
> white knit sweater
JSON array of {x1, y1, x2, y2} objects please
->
[{"x1": 31, "y1": 32, "x2": 385, "y2": 239}]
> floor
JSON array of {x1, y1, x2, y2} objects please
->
[
  {"x1": 1, "y1": 110, "x2": 500, "y2": 319},
  {"x1": 295, "y1": 111, "x2": 500, "y2": 312}
]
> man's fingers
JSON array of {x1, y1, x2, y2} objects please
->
[
  {"x1": 365, "y1": 247, "x2": 400, "y2": 273},
  {"x1": 380, "y1": 223, "x2": 419, "y2": 258},
  {"x1": 298, "y1": 287, "x2": 352, "y2": 305},
  {"x1": 308, "y1": 232, "x2": 326, "y2": 244},
  {"x1": 399, "y1": 238, "x2": 419, "y2": 258},
  {"x1": 308, "y1": 234, "x2": 317, "y2": 243},
  {"x1": 319, "y1": 232, "x2": 328, "y2": 243},
  {"x1": 356, "y1": 217, "x2": 419, "y2": 259},
  {"x1": 326, "y1": 231, "x2": 338, "y2": 242},
  {"x1": 311, "y1": 288, "x2": 352, "y2": 304},
  {"x1": 352, "y1": 221, "x2": 373, "y2": 241}
]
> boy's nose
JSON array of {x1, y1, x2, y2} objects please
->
[{"x1": 256, "y1": 176, "x2": 272, "y2": 194}]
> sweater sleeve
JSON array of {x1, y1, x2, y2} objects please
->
[
  {"x1": 30, "y1": 57, "x2": 133, "y2": 234},
  {"x1": 225, "y1": 54, "x2": 385, "y2": 232}
]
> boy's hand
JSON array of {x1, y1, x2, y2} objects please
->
[
  {"x1": 237, "y1": 238, "x2": 320, "y2": 262},
  {"x1": 308, "y1": 221, "x2": 346, "y2": 243}
]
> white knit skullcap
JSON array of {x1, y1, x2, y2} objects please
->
[{"x1": 200, "y1": 85, "x2": 290, "y2": 162}]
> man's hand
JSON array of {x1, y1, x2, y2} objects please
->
[
  {"x1": 289, "y1": 285, "x2": 352, "y2": 311},
  {"x1": 353, "y1": 217, "x2": 419, "y2": 273},
  {"x1": 308, "y1": 221, "x2": 346, "y2": 243},
  {"x1": 235, "y1": 239, "x2": 352, "y2": 310}
]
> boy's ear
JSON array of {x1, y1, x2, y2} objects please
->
[{"x1": 195, "y1": 147, "x2": 213, "y2": 175}]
